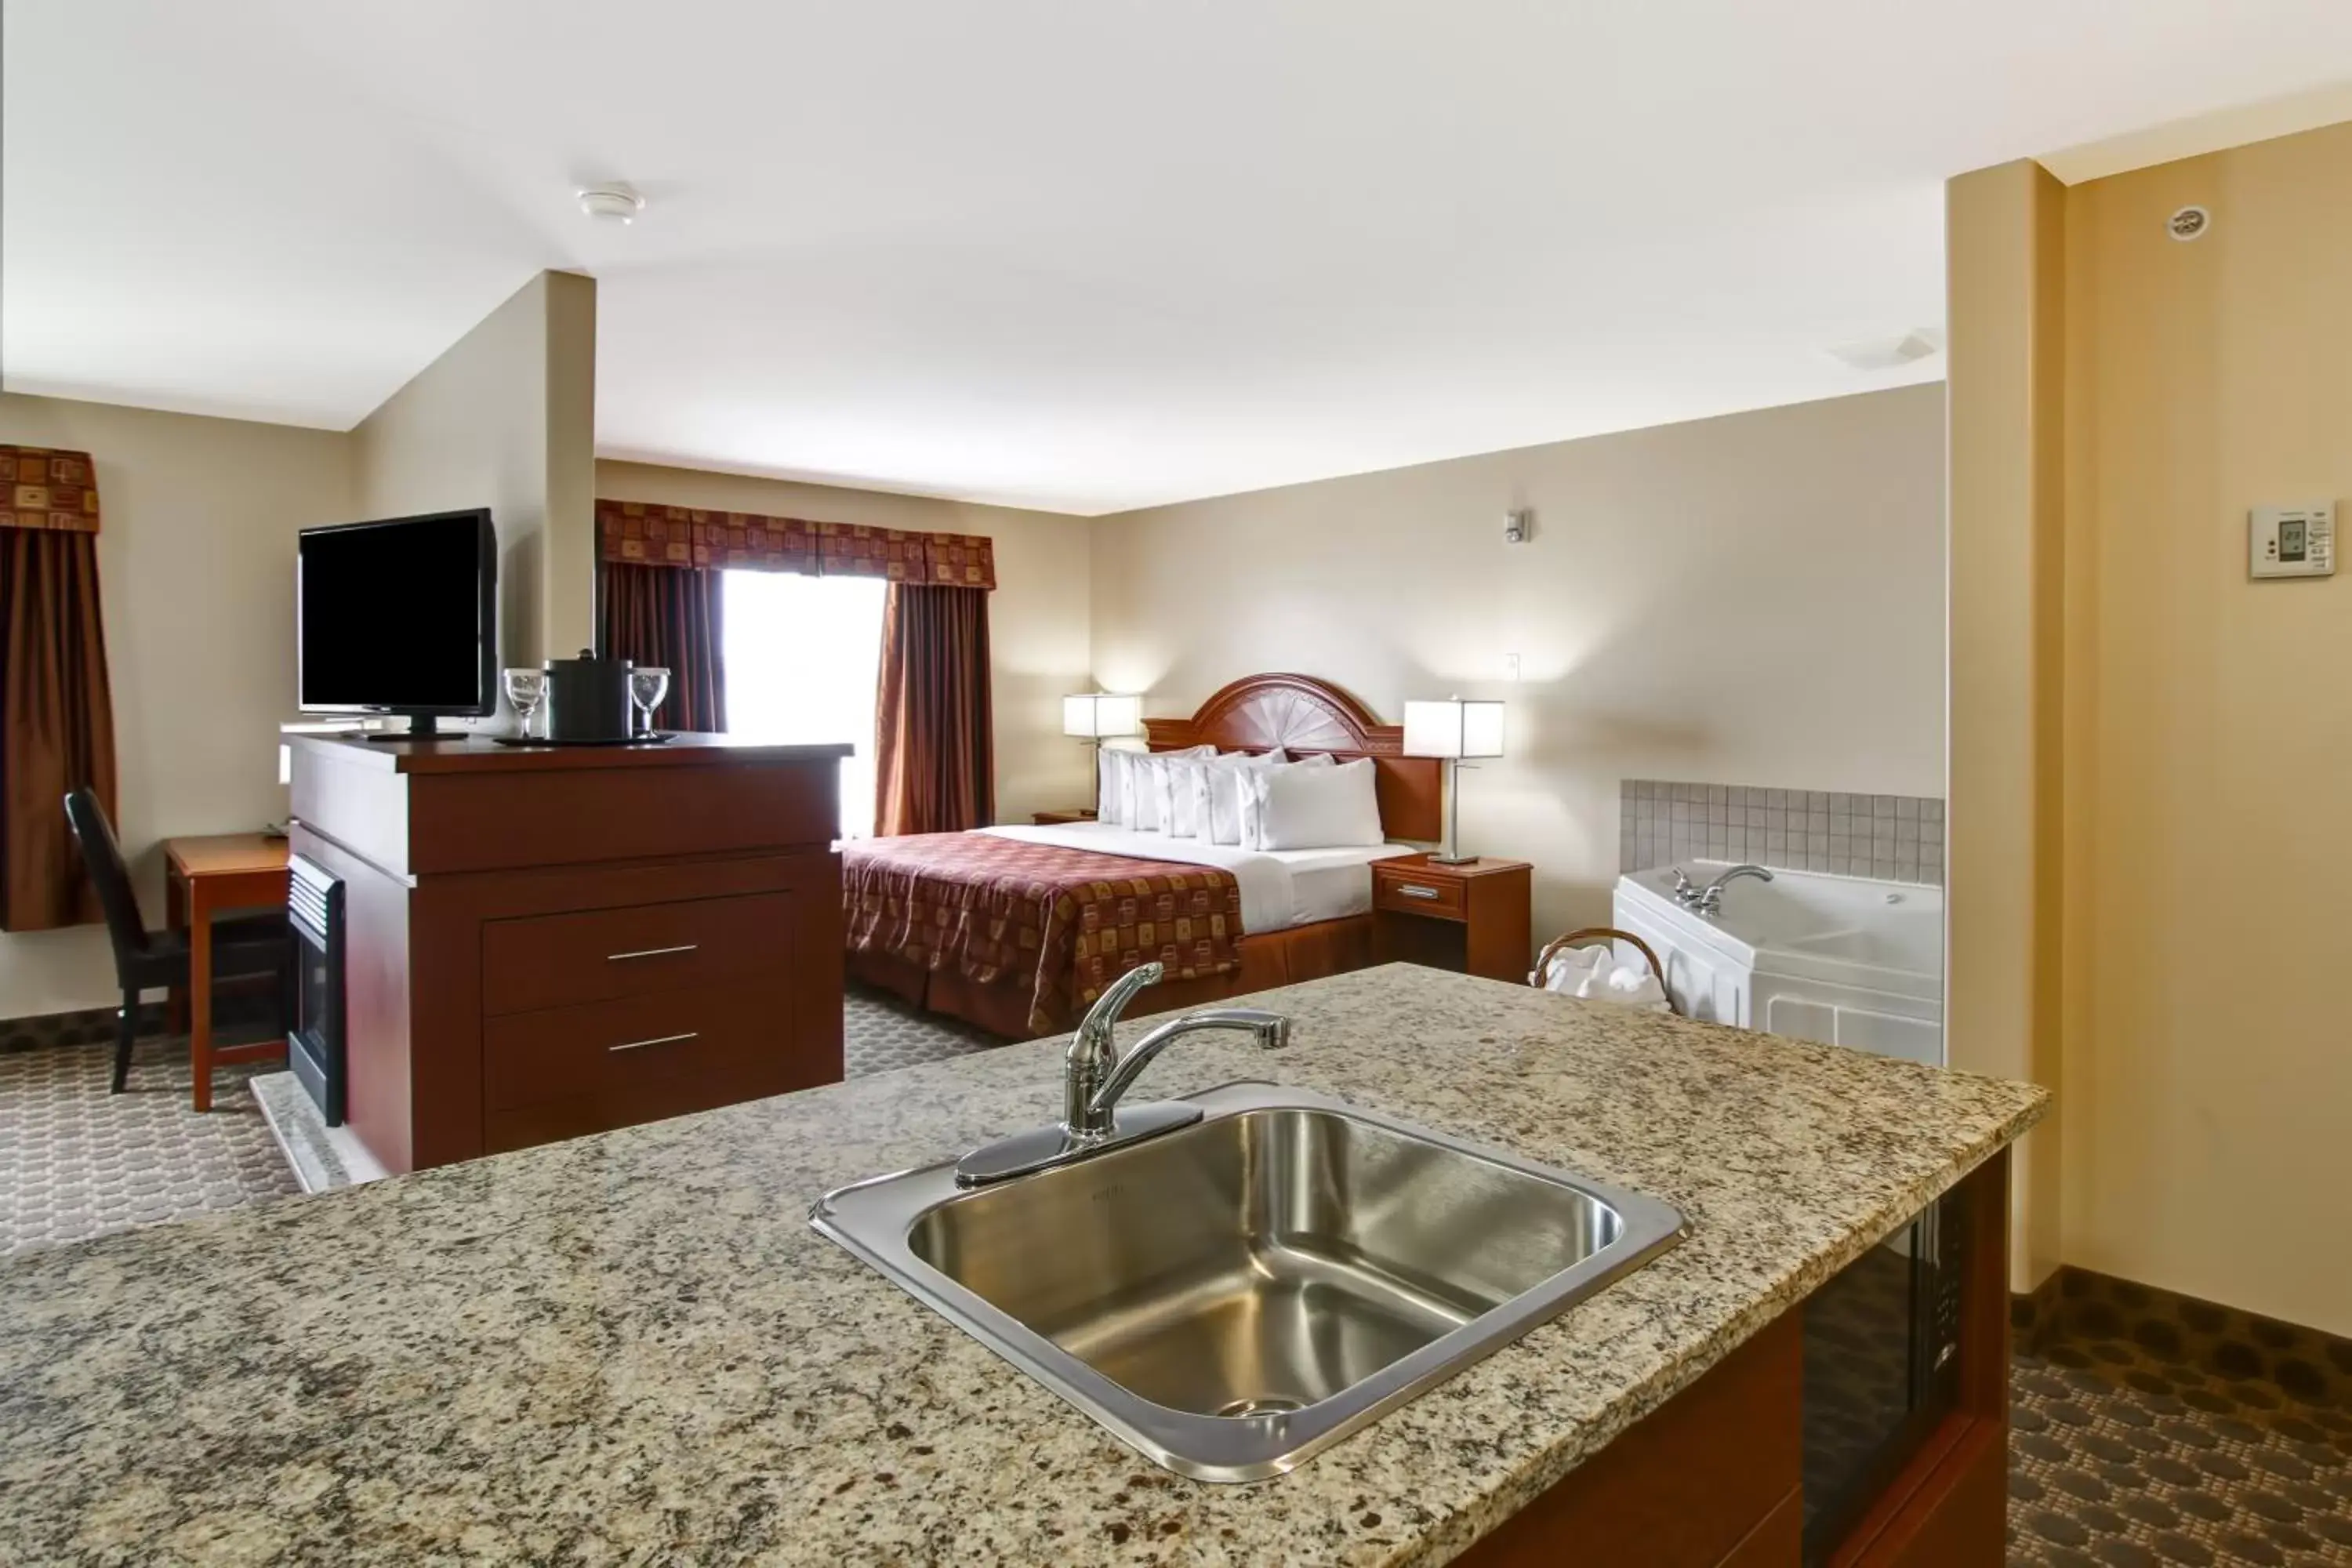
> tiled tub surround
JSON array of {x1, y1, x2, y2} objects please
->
[
  {"x1": 1622, "y1": 779, "x2": 1946, "y2": 886},
  {"x1": 0, "y1": 964, "x2": 2044, "y2": 1566}
]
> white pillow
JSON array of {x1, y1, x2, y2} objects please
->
[
  {"x1": 1203, "y1": 750, "x2": 1285, "y2": 846},
  {"x1": 1117, "y1": 746, "x2": 1172, "y2": 826},
  {"x1": 1131, "y1": 754, "x2": 1166, "y2": 831},
  {"x1": 1213, "y1": 752, "x2": 1329, "y2": 847},
  {"x1": 1166, "y1": 757, "x2": 1207, "y2": 837},
  {"x1": 1107, "y1": 746, "x2": 1152, "y2": 826},
  {"x1": 1243, "y1": 756, "x2": 1382, "y2": 850},
  {"x1": 1097, "y1": 747, "x2": 1128, "y2": 826},
  {"x1": 1168, "y1": 746, "x2": 1250, "y2": 838},
  {"x1": 1131, "y1": 746, "x2": 1213, "y2": 833}
]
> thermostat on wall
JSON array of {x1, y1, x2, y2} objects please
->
[{"x1": 2249, "y1": 502, "x2": 2335, "y2": 579}]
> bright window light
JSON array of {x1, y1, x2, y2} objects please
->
[{"x1": 721, "y1": 571, "x2": 887, "y2": 840}]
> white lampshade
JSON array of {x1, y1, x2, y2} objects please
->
[
  {"x1": 1403, "y1": 698, "x2": 1504, "y2": 760},
  {"x1": 1062, "y1": 692, "x2": 1144, "y2": 739}
]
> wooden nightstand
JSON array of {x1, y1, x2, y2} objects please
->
[
  {"x1": 1032, "y1": 808, "x2": 1098, "y2": 826},
  {"x1": 1371, "y1": 854, "x2": 1534, "y2": 984}
]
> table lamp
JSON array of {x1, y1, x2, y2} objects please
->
[
  {"x1": 1063, "y1": 692, "x2": 1144, "y2": 811},
  {"x1": 1403, "y1": 697, "x2": 1504, "y2": 864}
]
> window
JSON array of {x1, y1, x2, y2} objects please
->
[{"x1": 721, "y1": 572, "x2": 887, "y2": 840}]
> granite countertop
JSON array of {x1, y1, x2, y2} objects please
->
[{"x1": 0, "y1": 966, "x2": 2046, "y2": 1566}]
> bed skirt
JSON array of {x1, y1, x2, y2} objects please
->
[{"x1": 849, "y1": 914, "x2": 1379, "y2": 1041}]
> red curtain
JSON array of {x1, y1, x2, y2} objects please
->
[
  {"x1": 597, "y1": 561, "x2": 727, "y2": 732},
  {"x1": 874, "y1": 585, "x2": 993, "y2": 835},
  {"x1": 1, "y1": 528, "x2": 116, "y2": 930}
]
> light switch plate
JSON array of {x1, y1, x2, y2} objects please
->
[{"x1": 2249, "y1": 502, "x2": 2335, "y2": 579}]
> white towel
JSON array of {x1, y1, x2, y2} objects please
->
[{"x1": 1537, "y1": 943, "x2": 1670, "y2": 1012}]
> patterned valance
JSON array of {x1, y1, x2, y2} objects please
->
[
  {"x1": 597, "y1": 499, "x2": 996, "y2": 590},
  {"x1": 0, "y1": 447, "x2": 100, "y2": 535}
]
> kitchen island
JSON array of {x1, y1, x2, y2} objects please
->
[
  {"x1": 286, "y1": 731, "x2": 851, "y2": 1174},
  {"x1": 0, "y1": 965, "x2": 2045, "y2": 1566}
]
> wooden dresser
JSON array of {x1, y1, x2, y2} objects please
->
[{"x1": 289, "y1": 733, "x2": 850, "y2": 1175}]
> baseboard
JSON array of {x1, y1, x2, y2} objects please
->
[
  {"x1": 2015, "y1": 1265, "x2": 2352, "y2": 1409},
  {"x1": 2, "y1": 991, "x2": 283, "y2": 1056},
  {"x1": 2008, "y1": 1269, "x2": 2067, "y2": 1357},
  {"x1": 0, "y1": 1001, "x2": 165, "y2": 1054}
]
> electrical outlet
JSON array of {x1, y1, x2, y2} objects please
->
[{"x1": 1504, "y1": 653, "x2": 1521, "y2": 682}]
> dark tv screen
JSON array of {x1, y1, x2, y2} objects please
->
[{"x1": 298, "y1": 511, "x2": 493, "y2": 712}]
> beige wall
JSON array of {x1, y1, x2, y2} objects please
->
[
  {"x1": 0, "y1": 267, "x2": 595, "y2": 1018},
  {"x1": 1951, "y1": 118, "x2": 2352, "y2": 1334},
  {"x1": 593, "y1": 461, "x2": 1096, "y2": 822},
  {"x1": 1089, "y1": 385, "x2": 1948, "y2": 945},
  {"x1": 543, "y1": 276, "x2": 600, "y2": 656},
  {"x1": 0, "y1": 394, "x2": 354, "y2": 1016},
  {"x1": 2060, "y1": 121, "x2": 2352, "y2": 1334},
  {"x1": 1944, "y1": 159, "x2": 2070, "y2": 1291},
  {"x1": 354, "y1": 270, "x2": 598, "y2": 678}
]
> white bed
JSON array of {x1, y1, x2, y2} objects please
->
[{"x1": 980, "y1": 822, "x2": 1417, "y2": 934}]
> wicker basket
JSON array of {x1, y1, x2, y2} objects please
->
[{"x1": 1530, "y1": 927, "x2": 1673, "y2": 1015}]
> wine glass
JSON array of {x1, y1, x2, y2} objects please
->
[
  {"x1": 502, "y1": 669, "x2": 546, "y2": 739},
  {"x1": 629, "y1": 666, "x2": 671, "y2": 738}
]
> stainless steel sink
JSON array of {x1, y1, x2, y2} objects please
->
[{"x1": 811, "y1": 1083, "x2": 1685, "y2": 1481}]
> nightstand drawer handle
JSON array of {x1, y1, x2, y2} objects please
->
[
  {"x1": 609, "y1": 1031, "x2": 699, "y2": 1054},
  {"x1": 1396, "y1": 884, "x2": 1443, "y2": 901},
  {"x1": 607, "y1": 944, "x2": 698, "y2": 962}
]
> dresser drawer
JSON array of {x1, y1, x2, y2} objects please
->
[
  {"x1": 481, "y1": 892, "x2": 793, "y2": 1017},
  {"x1": 1374, "y1": 869, "x2": 1466, "y2": 920},
  {"x1": 482, "y1": 978, "x2": 833, "y2": 1149}
]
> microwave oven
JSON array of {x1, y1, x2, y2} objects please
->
[{"x1": 1801, "y1": 1182, "x2": 1971, "y2": 1563}]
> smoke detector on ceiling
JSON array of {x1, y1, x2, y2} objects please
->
[
  {"x1": 577, "y1": 183, "x2": 645, "y2": 223},
  {"x1": 1825, "y1": 331, "x2": 1943, "y2": 373}
]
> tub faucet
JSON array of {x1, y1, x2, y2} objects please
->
[{"x1": 1696, "y1": 864, "x2": 1773, "y2": 916}]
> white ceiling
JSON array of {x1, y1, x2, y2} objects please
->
[{"x1": 6, "y1": 2, "x2": 2350, "y2": 515}]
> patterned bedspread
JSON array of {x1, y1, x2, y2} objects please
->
[{"x1": 841, "y1": 832, "x2": 1243, "y2": 1036}]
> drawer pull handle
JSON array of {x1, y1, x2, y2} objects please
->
[
  {"x1": 609, "y1": 1031, "x2": 699, "y2": 1054},
  {"x1": 607, "y1": 944, "x2": 699, "y2": 962},
  {"x1": 1396, "y1": 884, "x2": 1442, "y2": 900}
]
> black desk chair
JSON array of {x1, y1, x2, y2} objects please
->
[{"x1": 62, "y1": 787, "x2": 292, "y2": 1094}]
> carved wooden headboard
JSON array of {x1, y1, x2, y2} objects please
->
[{"x1": 1141, "y1": 673, "x2": 1442, "y2": 843}]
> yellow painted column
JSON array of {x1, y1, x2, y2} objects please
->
[{"x1": 1945, "y1": 158, "x2": 2067, "y2": 1292}]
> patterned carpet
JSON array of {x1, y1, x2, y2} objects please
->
[
  {"x1": 842, "y1": 982, "x2": 1006, "y2": 1075},
  {"x1": 0, "y1": 1030, "x2": 298, "y2": 1257},
  {"x1": 5, "y1": 994, "x2": 2347, "y2": 1568},
  {"x1": 2006, "y1": 1276, "x2": 2352, "y2": 1567}
]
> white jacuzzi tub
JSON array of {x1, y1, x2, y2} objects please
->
[{"x1": 1612, "y1": 861, "x2": 1944, "y2": 1065}]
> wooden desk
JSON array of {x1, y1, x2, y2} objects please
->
[{"x1": 163, "y1": 833, "x2": 291, "y2": 1112}]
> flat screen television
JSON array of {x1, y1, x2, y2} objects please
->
[{"x1": 297, "y1": 509, "x2": 496, "y2": 738}]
